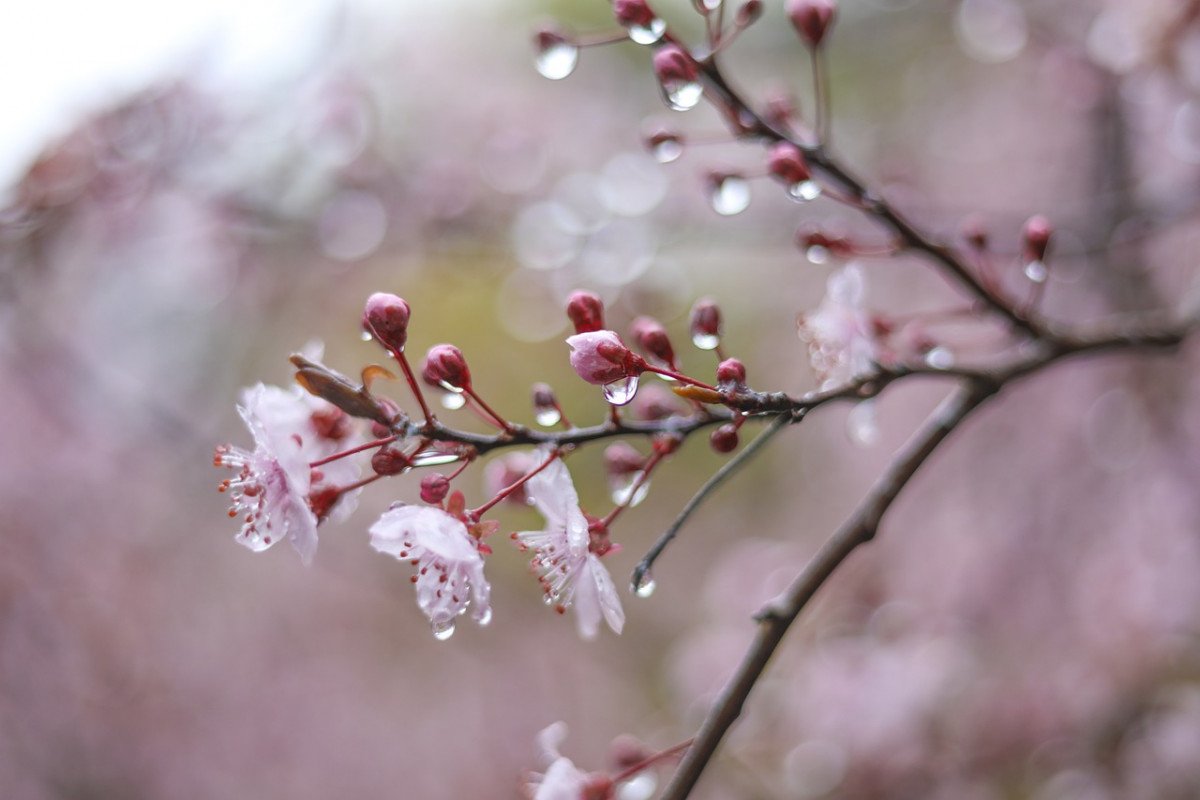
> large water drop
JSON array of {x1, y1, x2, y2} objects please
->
[
  {"x1": 1024, "y1": 259, "x2": 1048, "y2": 283},
  {"x1": 628, "y1": 17, "x2": 667, "y2": 45},
  {"x1": 431, "y1": 619, "x2": 456, "y2": 641},
  {"x1": 662, "y1": 79, "x2": 703, "y2": 112},
  {"x1": 788, "y1": 180, "x2": 822, "y2": 202},
  {"x1": 440, "y1": 391, "x2": 467, "y2": 410},
  {"x1": 603, "y1": 374, "x2": 640, "y2": 406},
  {"x1": 691, "y1": 332, "x2": 720, "y2": 350},
  {"x1": 535, "y1": 408, "x2": 562, "y2": 427},
  {"x1": 536, "y1": 41, "x2": 579, "y2": 80},
  {"x1": 633, "y1": 572, "x2": 657, "y2": 598},
  {"x1": 709, "y1": 175, "x2": 751, "y2": 216}
]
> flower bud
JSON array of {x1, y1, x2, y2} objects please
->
[
  {"x1": 653, "y1": 432, "x2": 683, "y2": 456},
  {"x1": 710, "y1": 424, "x2": 739, "y2": 453},
  {"x1": 420, "y1": 473, "x2": 451, "y2": 504},
  {"x1": 786, "y1": 0, "x2": 837, "y2": 48},
  {"x1": 653, "y1": 44, "x2": 698, "y2": 86},
  {"x1": 767, "y1": 141, "x2": 811, "y2": 185},
  {"x1": 614, "y1": 0, "x2": 656, "y2": 27},
  {"x1": 629, "y1": 316, "x2": 676, "y2": 368},
  {"x1": 566, "y1": 290, "x2": 606, "y2": 334},
  {"x1": 422, "y1": 344, "x2": 471, "y2": 391},
  {"x1": 566, "y1": 331, "x2": 642, "y2": 385},
  {"x1": 1022, "y1": 215, "x2": 1052, "y2": 262},
  {"x1": 689, "y1": 297, "x2": 722, "y2": 349},
  {"x1": 604, "y1": 442, "x2": 647, "y2": 477},
  {"x1": 716, "y1": 357, "x2": 746, "y2": 386},
  {"x1": 363, "y1": 292, "x2": 411, "y2": 352},
  {"x1": 369, "y1": 397, "x2": 402, "y2": 439},
  {"x1": 371, "y1": 447, "x2": 409, "y2": 476},
  {"x1": 736, "y1": 0, "x2": 764, "y2": 26}
]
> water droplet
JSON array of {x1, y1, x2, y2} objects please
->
[
  {"x1": 438, "y1": 380, "x2": 465, "y2": 394},
  {"x1": 611, "y1": 475, "x2": 650, "y2": 507},
  {"x1": 361, "y1": 330, "x2": 374, "y2": 342},
  {"x1": 924, "y1": 346, "x2": 955, "y2": 369},
  {"x1": 709, "y1": 175, "x2": 751, "y2": 216},
  {"x1": 788, "y1": 180, "x2": 822, "y2": 202},
  {"x1": 536, "y1": 41, "x2": 579, "y2": 80},
  {"x1": 702, "y1": 0, "x2": 722, "y2": 10},
  {"x1": 431, "y1": 619, "x2": 456, "y2": 640},
  {"x1": 477, "y1": 607, "x2": 493, "y2": 627},
  {"x1": 410, "y1": 451, "x2": 462, "y2": 468},
  {"x1": 691, "y1": 332, "x2": 720, "y2": 350},
  {"x1": 847, "y1": 401, "x2": 879, "y2": 447},
  {"x1": 440, "y1": 391, "x2": 467, "y2": 410},
  {"x1": 662, "y1": 80, "x2": 703, "y2": 112},
  {"x1": 652, "y1": 138, "x2": 683, "y2": 163},
  {"x1": 619, "y1": 771, "x2": 658, "y2": 800},
  {"x1": 535, "y1": 408, "x2": 562, "y2": 427},
  {"x1": 1024, "y1": 259, "x2": 1048, "y2": 283},
  {"x1": 634, "y1": 573, "x2": 657, "y2": 598},
  {"x1": 603, "y1": 374, "x2": 640, "y2": 406},
  {"x1": 628, "y1": 17, "x2": 667, "y2": 45},
  {"x1": 806, "y1": 244, "x2": 831, "y2": 265}
]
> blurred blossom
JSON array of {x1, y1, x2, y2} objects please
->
[
  {"x1": 954, "y1": 0, "x2": 1028, "y2": 64},
  {"x1": 317, "y1": 188, "x2": 387, "y2": 262},
  {"x1": 598, "y1": 152, "x2": 668, "y2": 217}
]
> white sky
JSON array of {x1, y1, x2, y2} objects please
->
[{"x1": 0, "y1": 0, "x2": 474, "y2": 189}]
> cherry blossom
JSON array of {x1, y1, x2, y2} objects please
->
[
  {"x1": 215, "y1": 382, "x2": 364, "y2": 565},
  {"x1": 798, "y1": 264, "x2": 879, "y2": 390},
  {"x1": 513, "y1": 450, "x2": 624, "y2": 639},
  {"x1": 369, "y1": 505, "x2": 492, "y2": 638},
  {"x1": 522, "y1": 723, "x2": 613, "y2": 800}
]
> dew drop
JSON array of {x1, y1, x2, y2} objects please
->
[
  {"x1": 788, "y1": 180, "x2": 822, "y2": 202},
  {"x1": 806, "y1": 244, "x2": 831, "y2": 265},
  {"x1": 691, "y1": 332, "x2": 720, "y2": 350},
  {"x1": 846, "y1": 400, "x2": 879, "y2": 447},
  {"x1": 535, "y1": 407, "x2": 562, "y2": 427},
  {"x1": 924, "y1": 346, "x2": 955, "y2": 369},
  {"x1": 634, "y1": 573, "x2": 657, "y2": 598},
  {"x1": 477, "y1": 607, "x2": 493, "y2": 627},
  {"x1": 662, "y1": 80, "x2": 703, "y2": 112},
  {"x1": 603, "y1": 374, "x2": 640, "y2": 406},
  {"x1": 536, "y1": 41, "x2": 579, "y2": 80},
  {"x1": 410, "y1": 451, "x2": 462, "y2": 467},
  {"x1": 628, "y1": 17, "x2": 667, "y2": 45},
  {"x1": 1024, "y1": 259, "x2": 1048, "y2": 283},
  {"x1": 431, "y1": 619, "x2": 456, "y2": 641},
  {"x1": 652, "y1": 138, "x2": 684, "y2": 164},
  {"x1": 709, "y1": 175, "x2": 750, "y2": 216},
  {"x1": 440, "y1": 391, "x2": 467, "y2": 410},
  {"x1": 438, "y1": 380, "x2": 465, "y2": 394},
  {"x1": 611, "y1": 475, "x2": 651, "y2": 507},
  {"x1": 361, "y1": 330, "x2": 374, "y2": 342}
]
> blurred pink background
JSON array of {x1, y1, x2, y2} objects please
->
[{"x1": 3, "y1": 1, "x2": 1200, "y2": 797}]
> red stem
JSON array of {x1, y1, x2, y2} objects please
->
[
  {"x1": 469, "y1": 449, "x2": 560, "y2": 518},
  {"x1": 600, "y1": 451, "x2": 663, "y2": 528},
  {"x1": 611, "y1": 739, "x2": 695, "y2": 785},
  {"x1": 464, "y1": 386, "x2": 516, "y2": 434},
  {"x1": 392, "y1": 349, "x2": 436, "y2": 428},
  {"x1": 309, "y1": 434, "x2": 399, "y2": 468},
  {"x1": 644, "y1": 365, "x2": 718, "y2": 392}
]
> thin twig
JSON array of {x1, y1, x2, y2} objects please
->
[{"x1": 631, "y1": 411, "x2": 796, "y2": 592}]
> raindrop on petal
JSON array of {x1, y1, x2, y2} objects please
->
[
  {"x1": 431, "y1": 619, "x2": 456, "y2": 640},
  {"x1": 536, "y1": 41, "x2": 579, "y2": 80},
  {"x1": 535, "y1": 407, "x2": 562, "y2": 427},
  {"x1": 662, "y1": 80, "x2": 703, "y2": 112},
  {"x1": 709, "y1": 175, "x2": 751, "y2": 216},
  {"x1": 788, "y1": 180, "x2": 822, "y2": 202},
  {"x1": 603, "y1": 374, "x2": 641, "y2": 405},
  {"x1": 628, "y1": 18, "x2": 667, "y2": 45}
]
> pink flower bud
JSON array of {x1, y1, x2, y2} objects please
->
[
  {"x1": 736, "y1": 0, "x2": 764, "y2": 26},
  {"x1": 534, "y1": 24, "x2": 570, "y2": 54},
  {"x1": 710, "y1": 424, "x2": 740, "y2": 453},
  {"x1": 566, "y1": 290, "x2": 606, "y2": 334},
  {"x1": 629, "y1": 316, "x2": 676, "y2": 368},
  {"x1": 763, "y1": 91, "x2": 797, "y2": 129},
  {"x1": 420, "y1": 473, "x2": 451, "y2": 504},
  {"x1": 371, "y1": 447, "x2": 409, "y2": 476},
  {"x1": 1022, "y1": 215, "x2": 1052, "y2": 262},
  {"x1": 653, "y1": 44, "x2": 698, "y2": 86},
  {"x1": 716, "y1": 357, "x2": 746, "y2": 386},
  {"x1": 422, "y1": 344, "x2": 471, "y2": 391},
  {"x1": 604, "y1": 442, "x2": 647, "y2": 477},
  {"x1": 567, "y1": 330, "x2": 643, "y2": 385},
  {"x1": 614, "y1": 0, "x2": 656, "y2": 27},
  {"x1": 767, "y1": 141, "x2": 811, "y2": 185},
  {"x1": 786, "y1": 0, "x2": 837, "y2": 48},
  {"x1": 363, "y1": 292, "x2": 411, "y2": 352},
  {"x1": 689, "y1": 297, "x2": 722, "y2": 348},
  {"x1": 532, "y1": 382, "x2": 557, "y2": 410}
]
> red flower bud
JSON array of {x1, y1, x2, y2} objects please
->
[
  {"x1": 689, "y1": 297, "x2": 722, "y2": 349},
  {"x1": 371, "y1": 447, "x2": 409, "y2": 476},
  {"x1": 767, "y1": 141, "x2": 811, "y2": 185},
  {"x1": 736, "y1": 0, "x2": 764, "y2": 26},
  {"x1": 710, "y1": 424, "x2": 740, "y2": 453},
  {"x1": 604, "y1": 442, "x2": 647, "y2": 477},
  {"x1": 422, "y1": 344, "x2": 471, "y2": 391},
  {"x1": 629, "y1": 316, "x2": 676, "y2": 368},
  {"x1": 786, "y1": 0, "x2": 837, "y2": 48},
  {"x1": 1022, "y1": 215, "x2": 1052, "y2": 262},
  {"x1": 363, "y1": 293, "x2": 411, "y2": 352},
  {"x1": 566, "y1": 290, "x2": 606, "y2": 334},
  {"x1": 614, "y1": 0, "x2": 656, "y2": 27},
  {"x1": 653, "y1": 44, "x2": 698, "y2": 86},
  {"x1": 716, "y1": 358, "x2": 746, "y2": 386},
  {"x1": 420, "y1": 473, "x2": 451, "y2": 504},
  {"x1": 567, "y1": 331, "x2": 642, "y2": 385}
]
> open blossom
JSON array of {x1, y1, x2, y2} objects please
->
[
  {"x1": 566, "y1": 330, "x2": 640, "y2": 386},
  {"x1": 513, "y1": 450, "x2": 624, "y2": 639},
  {"x1": 523, "y1": 723, "x2": 613, "y2": 800},
  {"x1": 369, "y1": 505, "x2": 492, "y2": 636},
  {"x1": 798, "y1": 264, "x2": 879, "y2": 390},
  {"x1": 215, "y1": 383, "x2": 365, "y2": 565}
]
